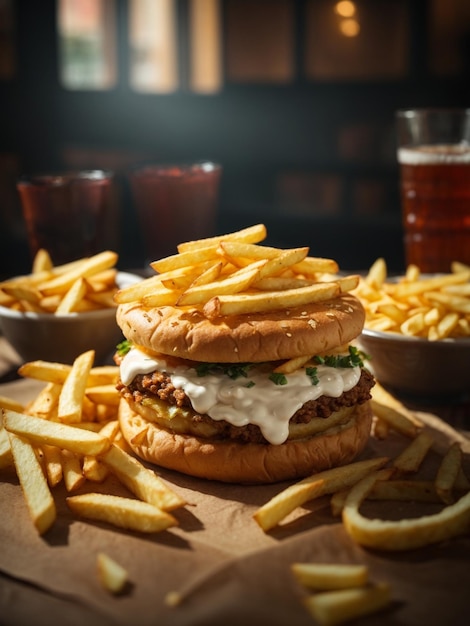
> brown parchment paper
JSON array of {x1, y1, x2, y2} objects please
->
[{"x1": 1, "y1": 379, "x2": 469, "y2": 626}]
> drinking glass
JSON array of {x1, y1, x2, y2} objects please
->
[
  {"x1": 17, "y1": 170, "x2": 116, "y2": 265},
  {"x1": 396, "y1": 108, "x2": 470, "y2": 273}
]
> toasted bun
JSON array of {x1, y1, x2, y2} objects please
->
[
  {"x1": 116, "y1": 293, "x2": 365, "y2": 363},
  {"x1": 118, "y1": 399, "x2": 373, "y2": 484}
]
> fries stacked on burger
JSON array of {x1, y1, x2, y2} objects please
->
[{"x1": 113, "y1": 224, "x2": 375, "y2": 483}]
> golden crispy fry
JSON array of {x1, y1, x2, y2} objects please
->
[
  {"x1": 0, "y1": 424, "x2": 13, "y2": 469},
  {"x1": 177, "y1": 223, "x2": 267, "y2": 252},
  {"x1": 342, "y1": 470, "x2": 470, "y2": 550},
  {"x1": 370, "y1": 383, "x2": 423, "y2": 438},
  {"x1": 273, "y1": 355, "x2": 312, "y2": 374},
  {"x1": 85, "y1": 385, "x2": 121, "y2": 407},
  {"x1": 1, "y1": 251, "x2": 120, "y2": 314},
  {"x1": 303, "y1": 583, "x2": 391, "y2": 626},
  {"x1": 55, "y1": 277, "x2": 88, "y2": 314},
  {"x1": 61, "y1": 449, "x2": 86, "y2": 492},
  {"x1": 66, "y1": 493, "x2": 177, "y2": 533},
  {"x1": 42, "y1": 443, "x2": 63, "y2": 487},
  {"x1": 18, "y1": 360, "x2": 118, "y2": 387},
  {"x1": 101, "y1": 444, "x2": 186, "y2": 511},
  {"x1": 32, "y1": 248, "x2": 53, "y2": 273},
  {"x1": 8, "y1": 432, "x2": 56, "y2": 534},
  {"x1": 97, "y1": 552, "x2": 129, "y2": 594},
  {"x1": 435, "y1": 443, "x2": 463, "y2": 505},
  {"x1": 58, "y1": 350, "x2": 95, "y2": 423},
  {"x1": 291, "y1": 563, "x2": 369, "y2": 591},
  {"x1": 0, "y1": 395, "x2": 24, "y2": 413},
  {"x1": 253, "y1": 457, "x2": 389, "y2": 532},
  {"x1": 83, "y1": 455, "x2": 109, "y2": 482},
  {"x1": 27, "y1": 382, "x2": 61, "y2": 419},
  {"x1": 37, "y1": 251, "x2": 118, "y2": 296},
  {"x1": 367, "y1": 480, "x2": 442, "y2": 503},
  {"x1": 3, "y1": 410, "x2": 111, "y2": 456},
  {"x1": 392, "y1": 430, "x2": 434, "y2": 474},
  {"x1": 176, "y1": 261, "x2": 265, "y2": 306},
  {"x1": 204, "y1": 281, "x2": 341, "y2": 319},
  {"x1": 355, "y1": 260, "x2": 470, "y2": 339}
]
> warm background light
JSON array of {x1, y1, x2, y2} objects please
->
[
  {"x1": 340, "y1": 18, "x2": 360, "y2": 37},
  {"x1": 335, "y1": 1, "x2": 356, "y2": 18}
]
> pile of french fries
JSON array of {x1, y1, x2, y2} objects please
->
[
  {"x1": 291, "y1": 563, "x2": 391, "y2": 626},
  {"x1": 0, "y1": 249, "x2": 120, "y2": 314},
  {"x1": 0, "y1": 349, "x2": 187, "y2": 538},
  {"x1": 254, "y1": 381, "x2": 469, "y2": 541},
  {"x1": 114, "y1": 223, "x2": 360, "y2": 319},
  {"x1": 353, "y1": 257, "x2": 470, "y2": 340},
  {"x1": 252, "y1": 381, "x2": 469, "y2": 624}
]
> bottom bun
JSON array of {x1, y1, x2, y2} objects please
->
[{"x1": 118, "y1": 399, "x2": 373, "y2": 484}]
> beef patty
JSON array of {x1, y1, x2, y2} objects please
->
[{"x1": 117, "y1": 367, "x2": 375, "y2": 444}]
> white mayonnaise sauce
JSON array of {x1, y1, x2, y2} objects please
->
[{"x1": 120, "y1": 347, "x2": 361, "y2": 445}]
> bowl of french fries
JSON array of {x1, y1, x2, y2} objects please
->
[
  {"x1": 0, "y1": 249, "x2": 142, "y2": 364},
  {"x1": 354, "y1": 258, "x2": 470, "y2": 399}
]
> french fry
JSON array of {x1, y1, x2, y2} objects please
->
[
  {"x1": 85, "y1": 385, "x2": 121, "y2": 407},
  {"x1": 303, "y1": 583, "x2": 391, "y2": 626},
  {"x1": 66, "y1": 493, "x2": 177, "y2": 533},
  {"x1": 26, "y1": 382, "x2": 61, "y2": 419},
  {"x1": 176, "y1": 262, "x2": 265, "y2": 306},
  {"x1": 370, "y1": 382, "x2": 423, "y2": 438},
  {"x1": 253, "y1": 457, "x2": 389, "y2": 532},
  {"x1": 204, "y1": 281, "x2": 341, "y2": 319},
  {"x1": 8, "y1": 432, "x2": 56, "y2": 534},
  {"x1": 176, "y1": 223, "x2": 267, "y2": 252},
  {"x1": 354, "y1": 259, "x2": 470, "y2": 339},
  {"x1": 342, "y1": 470, "x2": 470, "y2": 550},
  {"x1": 83, "y1": 455, "x2": 109, "y2": 482},
  {"x1": 97, "y1": 552, "x2": 129, "y2": 594},
  {"x1": 291, "y1": 563, "x2": 369, "y2": 590},
  {"x1": 1, "y1": 251, "x2": 121, "y2": 314},
  {"x1": 61, "y1": 449, "x2": 86, "y2": 492},
  {"x1": 55, "y1": 277, "x2": 88, "y2": 314},
  {"x1": 58, "y1": 350, "x2": 95, "y2": 423},
  {"x1": 0, "y1": 395, "x2": 24, "y2": 413},
  {"x1": 0, "y1": 425, "x2": 13, "y2": 469},
  {"x1": 37, "y1": 251, "x2": 118, "y2": 296},
  {"x1": 435, "y1": 443, "x2": 462, "y2": 505},
  {"x1": 32, "y1": 248, "x2": 53, "y2": 273},
  {"x1": 367, "y1": 480, "x2": 442, "y2": 503},
  {"x1": 3, "y1": 410, "x2": 111, "y2": 456},
  {"x1": 100, "y1": 444, "x2": 186, "y2": 512},
  {"x1": 42, "y1": 443, "x2": 63, "y2": 487},
  {"x1": 392, "y1": 430, "x2": 434, "y2": 474}
]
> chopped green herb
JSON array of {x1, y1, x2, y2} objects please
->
[
  {"x1": 195, "y1": 362, "x2": 253, "y2": 380},
  {"x1": 306, "y1": 366, "x2": 319, "y2": 385},
  {"x1": 314, "y1": 345, "x2": 367, "y2": 369},
  {"x1": 245, "y1": 380, "x2": 256, "y2": 388},
  {"x1": 116, "y1": 339, "x2": 132, "y2": 357},
  {"x1": 269, "y1": 372, "x2": 288, "y2": 386}
]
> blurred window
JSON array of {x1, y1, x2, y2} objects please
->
[
  {"x1": 129, "y1": 0, "x2": 178, "y2": 93},
  {"x1": 189, "y1": 0, "x2": 222, "y2": 93},
  {"x1": 225, "y1": 0, "x2": 294, "y2": 83},
  {"x1": 429, "y1": 0, "x2": 470, "y2": 76},
  {"x1": 58, "y1": 0, "x2": 117, "y2": 90},
  {"x1": 305, "y1": 0, "x2": 409, "y2": 80}
]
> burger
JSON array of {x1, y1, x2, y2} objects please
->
[{"x1": 115, "y1": 291, "x2": 375, "y2": 484}]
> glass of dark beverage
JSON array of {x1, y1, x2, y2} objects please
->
[
  {"x1": 17, "y1": 170, "x2": 116, "y2": 266},
  {"x1": 129, "y1": 162, "x2": 222, "y2": 265},
  {"x1": 396, "y1": 108, "x2": 470, "y2": 273}
]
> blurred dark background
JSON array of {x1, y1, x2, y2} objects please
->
[{"x1": 1, "y1": 0, "x2": 469, "y2": 278}]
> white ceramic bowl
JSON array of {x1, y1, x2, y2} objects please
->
[
  {"x1": 0, "y1": 272, "x2": 141, "y2": 365},
  {"x1": 358, "y1": 328, "x2": 470, "y2": 402}
]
